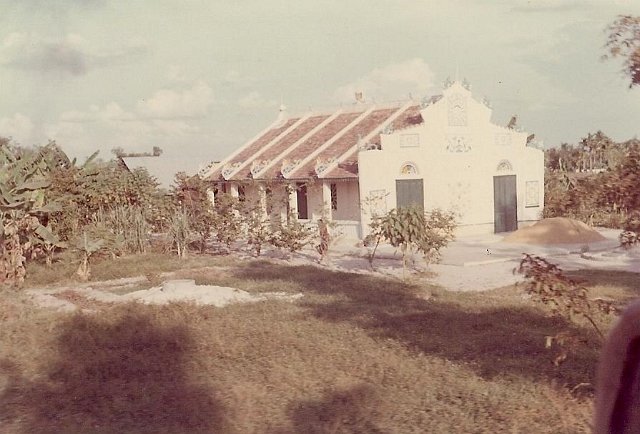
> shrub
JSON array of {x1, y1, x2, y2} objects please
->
[
  {"x1": 269, "y1": 212, "x2": 313, "y2": 256},
  {"x1": 368, "y1": 207, "x2": 456, "y2": 278},
  {"x1": 241, "y1": 199, "x2": 271, "y2": 257},
  {"x1": 516, "y1": 254, "x2": 617, "y2": 364}
]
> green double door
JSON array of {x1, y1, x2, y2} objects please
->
[
  {"x1": 493, "y1": 175, "x2": 517, "y2": 233},
  {"x1": 396, "y1": 179, "x2": 424, "y2": 210}
]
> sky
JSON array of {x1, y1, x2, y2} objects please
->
[{"x1": 1, "y1": 0, "x2": 639, "y2": 181}]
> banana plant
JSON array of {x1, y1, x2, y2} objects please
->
[
  {"x1": 74, "y1": 231, "x2": 105, "y2": 282},
  {"x1": 0, "y1": 142, "x2": 64, "y2": 285},
  {"x1": 32, "y1": 224, "x2": 68, "y2": 267}
]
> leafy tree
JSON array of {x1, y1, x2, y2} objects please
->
[{"x1": 605, "y1": 15, "x2": 640, "y2": 87}]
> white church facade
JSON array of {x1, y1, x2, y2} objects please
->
[{"x1": 202, "y1": 80, "x2": 544, "y2": 238}]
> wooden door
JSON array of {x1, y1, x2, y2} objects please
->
[
  {"x1": 296, "y1": 182, "x2": 308, "y2": 219},
  {"x1": 493, "y1": 175, "x2": 517, "y2": 233},
  {"x1": 396, "y1": 179, "x2": 424, "y2": 210}
]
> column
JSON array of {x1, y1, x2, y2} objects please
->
[
  {"x1": 287, "y1": 183, "x2": 297, "y2": 222},
  {"x1": 322, "y1": 181, "x2": 333, "y2": 221},
  {"x1": 257, "y1": 183, "x2": 268, "y2": 219},
  {"x1": 229, "y1": 183, "x2": 239, "y2": 198}
]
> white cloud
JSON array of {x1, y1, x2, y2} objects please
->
[
  {"x1": 0, "y1": 32, "x2": 147, "y2": 76},
  {"x1": 333, "y1": 58, "x2": 437, "y2": 103},
  {"x1": 137, "y1": 81, "x2": 214, "y2": 119},
  {"x1": 167, "y1": 65, "x2": 192, "y2": 83},
  {"x1": 237, "y1": 91, "x2": 277, "y2": 109},
  {"x1": 0, "y1": 113, "x2": 35, "y2": 145},
  {"x1": 46, "y1": 80, "x2": 212, "y2": 158}
]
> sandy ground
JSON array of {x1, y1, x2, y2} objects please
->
[{"x1": 24, "y1": 224, "x2": 639, "y2": 311}]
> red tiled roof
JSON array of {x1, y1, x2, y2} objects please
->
[
  {"x1": 290, "y1": 107, "x2": 399, "y2": 179},
  {"x1": 230, "y1": 114, "x2": 329, "y2": 180},
  {"x1": 210, "y1": 100, "x2": 431, "y2": 183},
  {"x1": 258, "y1": 110, "x2": 364, "y2": 179},
  {"x1": 206, "y1": 118, "x2": 299, "y2": 181}
]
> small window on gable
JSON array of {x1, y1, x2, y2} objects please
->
[
  {"x1": 400, "y1": 162, "x2": 418, "y2": 176},
  {"x1": 330, "y1": 183, "x2": 338, "y2": 210},
  {"x1": 496, "y1": 160, "x2": 513, "y2": 173}
]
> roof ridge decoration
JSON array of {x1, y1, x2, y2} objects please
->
[
  {"x1": 201, "y1": 116, "x2": 283, "y2": 180},
  {"x1": 281, "y1": 158, "x2": 301, "y2": 177},
  {"x1": 222, "y1": 113, "x2": 312, "y2": 180},
  {"x1": 283, "y1": 105, "x2": 377, "y2": 179},
  {"x1": 221, "y1": 162, "x2": 242, "y2": 179},
  {"x1": 316, "y1": 100, "x2": 415, "y2": 178},
  {"x1": 314, "y1": 157, "x2": 336, "y2": 176},
  {"x1": 197, "y1": 160, "x2": 219, "y2": 178},
  {"x1": 250, "y1": 159, "x2": 271, "y2": 177},
  {"x1": 251, "y1": 109, "x2": 344, "y2": 179}
]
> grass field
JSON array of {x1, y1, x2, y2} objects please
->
[{"x1": 0, "y1": 254, "x2": 633, "y2": 433}]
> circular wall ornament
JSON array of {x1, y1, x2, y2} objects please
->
[{"x1": 400, "y1": 162, "x2": 418, "y2": 176}]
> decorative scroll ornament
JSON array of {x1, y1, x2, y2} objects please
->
[
  {"x1": 382, "y1": 124, "x2": 394, "y2": 135},
  {"x1": 197, "y1": 160, "x2": 218, "y2": 177},
  {"x1": 482, "y1": 96, "x2": 492, "y2": 109},
  {"x1": 221, "y1": 162, "x2": 242, "y2": 179},
  {"x1": 447, "y1": 93, "x2": 467, "y2": 126},
  {"x1": 314, "y1": 157, "x2": 336, "y2": 175},
  {"x1": 446, "y1": 136, "x2": 472, "y2": 153},
  {"x1": 496, "y1": 159, "x2": 513, "y2": 172},
  {"x1": 359, "y1": 142, "x2": 379, "y2": 151},
  {"x1": 281, "y1": 159, "x2": 301, "y2": 176},
  {"x1": 443, "y1": 77, "x2": 454, "y2": 89},
  {"x1": 462, "y1": 78, "x2": 471, "y2": 90},
  {"x1": 250, "y1": 159, "x2": 270, "y2": 176}
]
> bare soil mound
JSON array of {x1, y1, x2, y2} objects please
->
[{"x1": 503, "y1": 217, "x2": 606, "y2": 245}]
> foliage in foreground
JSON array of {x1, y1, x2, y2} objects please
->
[{"x1": 516, "y1": 254, "x2": 618, "y2": 365}]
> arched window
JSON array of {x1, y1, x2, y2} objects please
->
[
  {"x1": 496, "y1": 160, "x2": 513, "y2": 172},
  {"x1": 400, "y1": 162, "x2": 419, "y2": 176}
]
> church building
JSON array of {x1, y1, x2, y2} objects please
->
[{"x1": 201, "y1": 80, "x2": 544, "y2": 238}]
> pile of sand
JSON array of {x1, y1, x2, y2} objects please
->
[
  {"x1": 29, "y1": 279, "x2": 303, "y2": 311},
  {"x1": 503, "y1": 217, "x2": 606, "y2": 245}
]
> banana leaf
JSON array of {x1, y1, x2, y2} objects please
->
[
  {"x1": 14, "y1": 179, "x2": 51, "y2": 192},
  {"x1": 34, "y1": 224, "x2": 67, "y2": 247},
  {"x1": 32, "y1": 202, "x2": 63, "y2": 213}
]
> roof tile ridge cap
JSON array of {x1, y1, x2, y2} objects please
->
[
  {"x1": 252, "y1": 108, "x2": 345, "y2": 179},
  {"x1": 317, "y1": 100, "x2": 414, "y2": 178},
  {"x1": 224, "y1": 113, "x2": 312, "y2": 180},
  {"x1": 202, "y1": 117, "x2": 282, "y2": 180},
  {"x1": 284, "y1": 105, "x2": 377, "y2": 179}
]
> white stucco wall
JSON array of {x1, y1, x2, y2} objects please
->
[
  {"x1": 334, "y1": 180, "x2": 360, "y2": 221},
  {"x1": 358, "y1": 81, "x2": 544, "y2": 236}
]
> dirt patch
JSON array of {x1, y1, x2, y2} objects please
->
[{"x1": 503, "y1": 217, "x2": 606, "y2": 245}]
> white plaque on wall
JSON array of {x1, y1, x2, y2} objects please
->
[
  {"x1": 367, "y1": 189, "x2": 387, "y2": 217},
  {"x1": 525, "y1": 181, "x2": 539, "y2": 207},
  {"x1": 399, "y1": 133, "x2": 420, "y2": 148}
]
